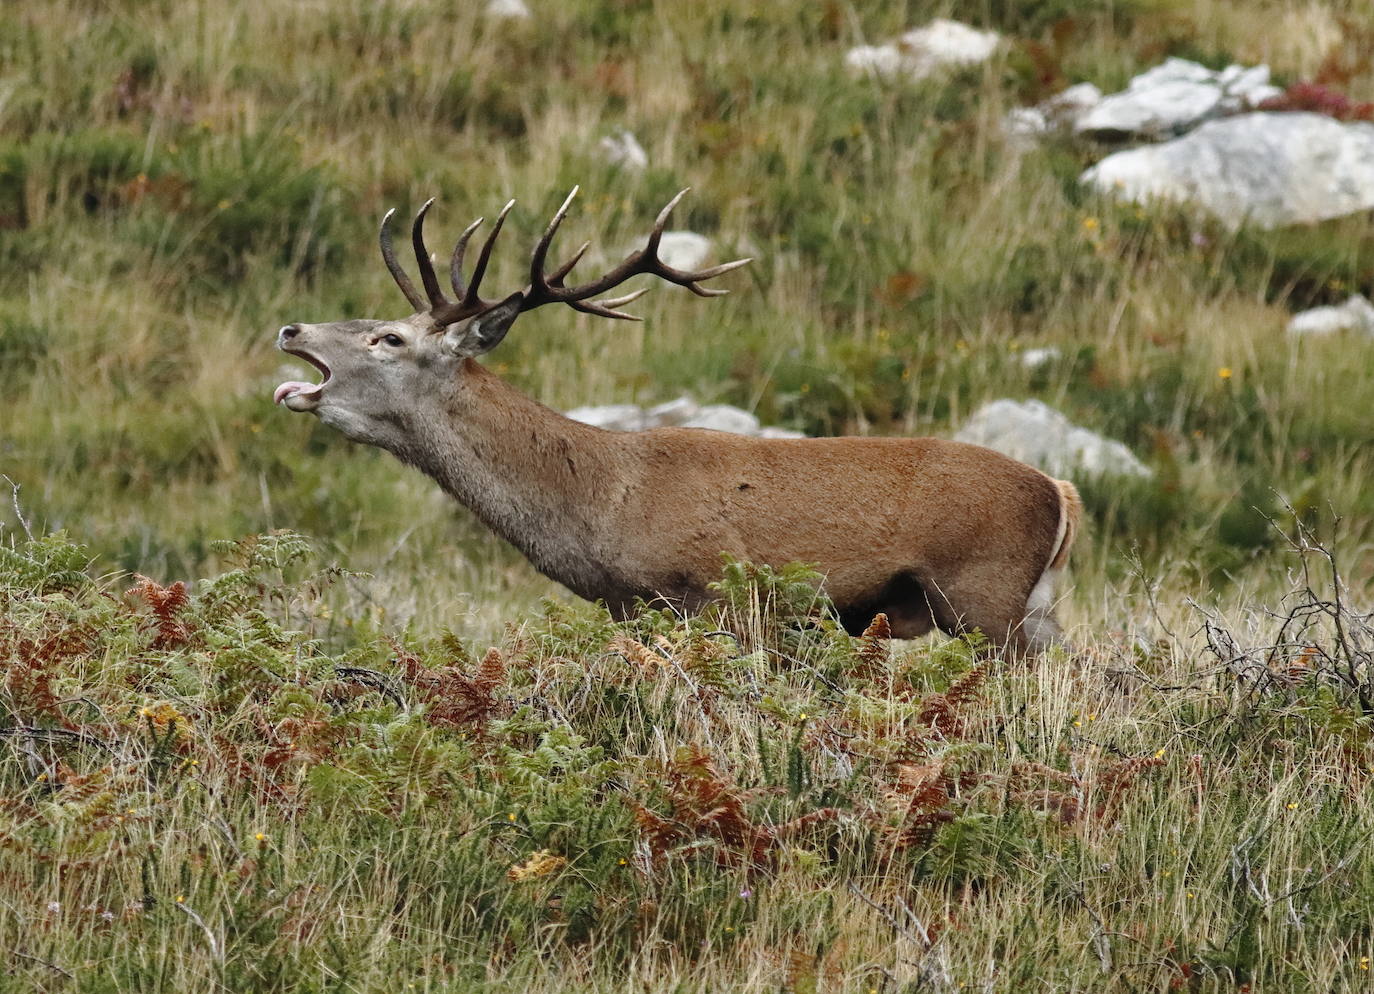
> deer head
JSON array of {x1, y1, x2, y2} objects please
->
[{"x1": 274, "y1": 188, "x2": 749, "y2": 450}]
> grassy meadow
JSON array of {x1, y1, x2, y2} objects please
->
[{"x1": 3, "y1": 0, "x2": 1374, "y2": 990}]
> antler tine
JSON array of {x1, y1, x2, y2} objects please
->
[
  {"x1": 548, "y1": 241, "x2": 591, "y2": 284},
  {"x1": 570, "y1": 298, "x2": 645, "y2": 321},
  {"x1": 682, "y1": 257, "x2": 753, "y2": 281},
  {"x1": 660, "y1": 256, "x2": 753, "y2": 299},
  {"x1": 411, "y1": 198, "x2": 448, "y2": 307},
  {"x1": 529, "y1": 187, "x2": 581, "y2": 293},
  {"x1": 594, "y1": 287, "x2": 651, "y2": 309},
  {"x1": 685, "y1": 284, "x2": 730, "y2": 298},
  {"x1": 568, "y1": 286, "x2": 652, "y2": 321},
  {"x1": 646, "y1": 187, "x2": 690, "y2": 253},
  {"x1": 463, "y1": 199, "x2": 515, "y2": 309},
  {"x1": 448, "y1": 216, "x2": 485, "y2": 300},
  {"x1": 379, "y1": 208, "x2": 428, "y2": 312}
]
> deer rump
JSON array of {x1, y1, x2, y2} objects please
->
[{"x1": 576, "y1": 431, "x2": 1080, "y2": 655}]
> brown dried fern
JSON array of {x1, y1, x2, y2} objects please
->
[
  {"x1": 880, "y1": 760, "x2": 957, "y2": 849},
  {"x1": 1094, "y1": 753, "x2": 1166, "y2": 815},
  {"x1": 854, "y1": 612, "x2": 891, "y2": 679},
  {"x1": 917, "y1": 666, "x2": 987, "y2": 736},
  {"x1": 391, "y1": 638, "x2": 509, "y2": 734},
  {"x1": 124, "y1": 575, "x2": 190, "y2": 649},
  {"x1": 607, "y1": 634, "x2": 663, "y2": 676},
  {"x1": 632, "y1": 747, "x2": 838, "y2": 868}
]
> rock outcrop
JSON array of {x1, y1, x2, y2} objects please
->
[
  {"x1": 1081, "y1": 112, "x2": 1374, "y2": 229},
  {"x1": 954, "y1": 399, "x2": 1151, "y2": 478},
  {"x1": 1288, "y1": 294, "x2": 1374, "y2": 337},
  {"x1": 565, "y1": 396, "x2": 805, "y2": 438}
]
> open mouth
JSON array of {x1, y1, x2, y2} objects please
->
[{"x1": 274, "y1": 349, "x2": 331, "y2": 407}]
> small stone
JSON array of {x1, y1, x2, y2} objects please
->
[
  {"x1": 846, "y1": 19, "x2": 1000, "y2": 83},
  {"x1": 1288, "y1": 294, "x2": 1374, "y2": 337},
  {"x1": 1004, "y1": 83, "x2": 1103, "y2": 143},
  {"x1": 844, "y1": 44, "x2": 907, "y2": 79},
  {"x1": 599, "y1": 129, "x2": 648, "y2": 171},
  {"x1": 485, "y1": 0, "x2": 530, "y2": 18},
  {"x1": 1019, "y1": 346, "x2": 1062, "y2": 369}
]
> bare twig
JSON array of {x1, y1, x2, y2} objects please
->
[
  {"x1": 846, "y1": 883, "x2": 928, "y2": 947},
  {"x1": 176, "y1": 901, "x2": 222, "y2": 961},
  {"x1": 11, "y1": 949, "x2": 75, "y2": 980},
  {"x1": 0, "y1": 725, "x2": 119, "y2": 756},
  {"x1": 334, "y1": 666, "x2": 408, "y2": 712},
  {"x1": 2, "y1": 474, "x2": 34, "y2": 541},
  {"x1": 846, "y1": 883, "x2": 953, "y2": 989}
]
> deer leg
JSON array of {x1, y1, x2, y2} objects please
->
[
  {"x1": 922, "y1": 562, "x2": 1048, "y2": 657},
  {"x1": 1020, "y1": 565, "x2": 1071, "y2": 654}
]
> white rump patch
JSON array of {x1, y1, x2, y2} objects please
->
[{"x1": 1027, "y1": 567, "x2": 1062, "y2": 616}]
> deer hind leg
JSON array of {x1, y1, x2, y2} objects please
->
[
  {"x1": 921, "y1": 563, "x2": 1052, "y2": 657},
  {"x1": 1020, "y1": 566, "x2": 1067, "y2": 653}
]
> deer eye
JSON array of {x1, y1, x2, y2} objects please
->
[{"x1": 380, "y1": 333, "x2": 405, "y2": 348}]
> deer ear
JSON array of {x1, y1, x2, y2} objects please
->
[{"x1": 441, "y1": 292, "x2": 525, "y2": 356}]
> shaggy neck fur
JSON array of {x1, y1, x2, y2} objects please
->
[{"x1": 385, "y1": 359, "x2": 631, "y2": 597}]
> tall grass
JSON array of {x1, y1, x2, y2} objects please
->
[
  {"x1": 3, "y1": 0, "x2": 1374, "y2": 988},
  {"x1": 3, "y1": 530, "x2": 1373, "y2": 992},
  {"x1": 3, "y1": 0, "x2": 1372, "y2": 632}
]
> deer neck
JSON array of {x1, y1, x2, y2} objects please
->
[{"x1": 389, "y1": 359, "x2": 629, "y2": 590}]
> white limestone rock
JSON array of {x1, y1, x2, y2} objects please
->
[
  {"x1": 1019, "y1": 346, "x2": 1062, "y2": 369},
  {"x1": 646, "y1": 396, "x2": 700, "y2": 426},
  {"x1": 846, "y1": 19, "x2": 1001, "y2": 83},
  {"x1": 599, "y1": 129, "x2": 648, "y2": 171},
  {"x1": 564, "y1": 404, "x2": 645, "y2": 432},
  {"x1": 681, "y1": 405, "x2": 761, "y2": 435},
  {"x1": 654, "y1": 232, "x2": 712, "y2": 272},
  {"x1": 844, "y1": 44, "x2": 907, "y2": 80},
  {"x1": 1081, "y1": 112, "x2": 1374, "y2": 229},
  {"x1": 1004, "y1": 82, "x2": 1103, "y2": 143},
  {"x1": 485, "y1": 0, "x2": 531, "y2": 19},
  {"x1": 953, "y1": 399, "x2": 1151, "y2": 479},
  {"x1": 1288, "y1": 294, "x2": 1374, "y2": 337},
  {"x1": 1075, "y1": 58, "x2": 1282, "y2": 138},
  {"x1": 564, "y1": 396, "x2": 801, "y2": 438}
]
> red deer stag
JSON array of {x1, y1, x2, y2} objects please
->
[{"x1": 274, "y1": 189, "x2": 1081, "y2": 653}]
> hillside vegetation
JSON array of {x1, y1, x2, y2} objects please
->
[{"x1": 2, "y1": 0, "x2": 1374, "y2": 990}]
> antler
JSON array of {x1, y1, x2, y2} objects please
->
[
  {"x1": 378, "y1": 189, "x2": 751, "y2": 328},
  {"x1": 379, "y1": 197, "x2": 515, "y2": 326},
  {"x1": 519, "y1": 186, "x2": 752, "y2": 321}
]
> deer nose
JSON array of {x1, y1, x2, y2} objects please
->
[{"x1": 277, "y1": 324, "x2": 301, "y2": 345}]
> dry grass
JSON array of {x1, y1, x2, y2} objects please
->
[{"x1": 3, "y1": 0, "x2": 1374, "y2": 988}]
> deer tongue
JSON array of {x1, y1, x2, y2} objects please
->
[{"x1": 274, "y1": 380, "x2": 323, "y2": 405}]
